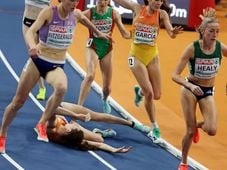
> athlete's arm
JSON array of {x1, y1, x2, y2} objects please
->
[
  {"x1": 172, "y1": 43, "x2": 195, "y2": 89},
  {"x1": 81, "y1": 8, "x2": 90, "y2": 18},
  {"x1": 112, "y1": 0, "x2": 138, "y2": 12},
  {"x1": 75, "y1": 9, "x2": 110, "y2": 40},
  {"x1": 55, "y1": 106, "x2": 91, "y2": 122},
  {"x1": 26, "y1": 7, "x2": 52, "y2": 55},
  {"x1": 160, "y1": 9, "x2": 183, "y2": 39},
  {"x1": 221, "y1": 42, "x2": 227, "y2": 57},
  {"x1": 113, "y1": 10, "x2": 131, "y2": 39},
  {"x1": 84, "y1": 140, "x2": 132, "y2": 153}
]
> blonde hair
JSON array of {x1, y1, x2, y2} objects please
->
[{"x1": 196, "y1": 8, "x2": 219, "y2": 39}]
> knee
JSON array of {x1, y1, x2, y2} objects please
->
[
  {"x1": 85, "y1": 74, "x2": 95, "y2": 84},
  {"x1": 154, "y1": 92, "x2": 161, "y2": 100},
  {"x1": 205, "y1": 126, "x2": 217, "y2": 136},
  {"x1": 186, "y1": 127, "x2": 196, "y2": 138},
  {"x1": 55, "y1": 83, "x2": 67, "y2": 96},
  {"x1": 143, "y1": 90, "x2": 153, "y2": 101},
  {"x1": 12, "y1": 96, "x2": 26, "y2": 110}
]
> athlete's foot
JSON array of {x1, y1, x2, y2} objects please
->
[
  {"x1": 103, "y1": 100, "x2": 111, "y2": 114},
  {"x1": 193, "y1": 128, "x2": 200, "y2": 143},
  {"x1": 147, "y1": 127, "x2": 161, "y2": 143},
  {"x1": 178, "y1": 163, "x2": 188, "y2": 170},
  {"x1": 93, "y1": 128, "x2": 117, "y2": 138},
  {"x1": 132, "y1": 122, "x2": 151, "y2": 134},
  {"x1": 0, "y1": 136, "x2": 6, "y2": 154},
  {"x1": 34, "y1": 123, "x2": 49, "y2": 142},
  {"x1": 36, "y1": 87, "x2": 46, "y2": 101},
  {"x1": 134, "y1": 85, "x2": 143, "y2": 107}
]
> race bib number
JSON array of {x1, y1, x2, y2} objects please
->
[
  {"x1": 128, "y1": 57, "x2": 135, "y2": 67},
  {"x1": 86, "y1": 38, "x2": 93, "y2": 47}
]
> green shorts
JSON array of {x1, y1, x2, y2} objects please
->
[{"x1": 87, "y1": 38, "x2": 112, "y2": 60}]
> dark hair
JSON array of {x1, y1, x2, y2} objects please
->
[
  {"x1": 143, "y1": 0, "x2": 171, "y2": 15},
  {"x1": 49, "y1": 129, "x2": 99, "y2": 151},
  {"x1": 160, "y1": 0, "x2": 171, "y2": 15},
  {"x1": 50, "y1": 129, "x2": 84, "y2": 148}
]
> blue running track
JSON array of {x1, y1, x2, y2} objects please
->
[{"x1": 0, "y1": 1, "x2": 203, "y2": 170}]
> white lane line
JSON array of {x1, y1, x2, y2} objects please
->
[
  {"x1": 0, "y1": 50, "x2": 25, "y2": 170},
  {"x1": 1, "y1": 153, "x2": 25, "y2": 170}
]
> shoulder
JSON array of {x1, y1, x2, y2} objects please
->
[
  {"x1": 74, "y1": 8, "x2": 82, "y2": 13},
  {"x1": 184, "y1": 42, "x2": 195, "y2": 57},
  {"x1": 42, "y1": 6, "x2": 54, "y2": 13},
  {"x1": 220, "y1": 41, "x2": 227, "y2": 57},
  {"x1": 159, "y1": 9, "x2": 168, "y2": 20},
  {"x1": 74, "y1": 8, "x2": 83, "y2": 18},
  {"x1": 36, "y1": 6, "x2": 53, "y2": 21},
  {"x1": 113, "y1": 8, "x2": 120, "y2": 17},
  {"x1": 132, "y1": 3, "x2": 143, "y2": 15},
  {"x1": 186, "y1": 42, "x2": 195, "y2": 51},
  {"x1": 82, "y1": 8, "x2": 90, "y2": 18}
]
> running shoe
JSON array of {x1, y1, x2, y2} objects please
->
[
  {"x1": 34, "y1": 123, "x2": 49, "y2": 142},
  {"x1": 36, "y1": 87, "x2": 46, "y2": 101},
  {"x1": 193, "y1": 128, "x2": 200, "y2": 143},
  {"x1": 133, "y1": 122, "x2": 151, "y2": 134},
  {"x1": 103, "y1": 100, "x2": 111, "y2": 114},
  {"x1": 134, "y1": 85, "x2": 143, "y2": 107},
  {"x1": 147, "y1": 127, "x2": 161, "y2": 143},
  {"x1": 178, "y1": 163, "x2": 188, "y2": 170},
  {"x1": 0, "y1": 136, "x2": 6, "y2": 154},
  {"x1": 93, "y1": 128, "x2": 117, "y2": 138}
]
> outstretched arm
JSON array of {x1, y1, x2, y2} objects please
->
[
  {"x1": 74, "y1": 9, "x2": 111, "y2": 40},
  {"x1": 160, "y1": 10, "x2": 183, "y2": 39},
  {"x1": 85, "y1": 140, "x2": 132, "y2": 153},
  {"x1": 113, "y1": 0, "x2": 139, "y2": 13}
]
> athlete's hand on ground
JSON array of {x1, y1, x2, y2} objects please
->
[{"x1": 113, "y1": 146, "x2": 132, "y2": 153}]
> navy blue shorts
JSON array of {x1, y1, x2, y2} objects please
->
[
  {"x1": 31, "y1": 56, "x2": 65, "y2": 78},
  {"x1": 187, "y1": 79, "x2": 214, "y2": 100}
]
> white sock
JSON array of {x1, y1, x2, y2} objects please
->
[
  {"x1": 152, "y1": 122, "x2": 159, "y2": 129},
  {"x1": 138, "y1": 88, "x2": 143, "y2": 96}
]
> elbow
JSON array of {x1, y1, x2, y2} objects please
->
[
  {"x1": 123, "y1": 35, "x2": 131, "y2": 39},
  {"x1": 171, "y1": 73, "x2": 177, "y2": 83}
]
